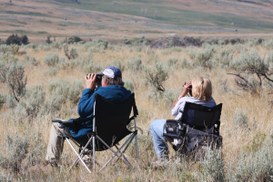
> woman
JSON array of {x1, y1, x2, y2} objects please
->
[{"x1": 150, "y1": 76, "x2": 216, "y2": 161}]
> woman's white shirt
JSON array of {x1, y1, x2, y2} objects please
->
[{"x1": 171, "y1": 96, "x2": 216, "y2": 120}]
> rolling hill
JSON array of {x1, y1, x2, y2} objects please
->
[{"x1": 1, "y1": 0, "x2": 273, "y2": 42}]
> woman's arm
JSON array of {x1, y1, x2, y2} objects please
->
[{"x1": 172, "y1": 82, "x2": 192, "y2": 107}]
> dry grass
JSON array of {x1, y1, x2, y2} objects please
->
[{"x1": 0, "y1": 40, "x2": 272, "y2": 181}]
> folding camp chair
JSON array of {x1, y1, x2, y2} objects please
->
[
  {"x1": 164, "y1": 102, "x2": 222, "y2": 159},
  {"x1": 64, "y1": 93, "x2": 139, "y2": 172}
]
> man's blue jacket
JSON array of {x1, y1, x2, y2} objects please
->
[{"x1": 68, "y1": 85, "x2": 131, "y2": 139}]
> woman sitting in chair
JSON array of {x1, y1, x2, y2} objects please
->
[{"x1": 150, "y1": 76, "x2": 216, "y2": 161}]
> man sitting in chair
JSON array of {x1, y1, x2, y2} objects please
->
[
  {"x1": 45, "y1": 66, "x2": 131, "y2": 166},
  {"x1": 150, "y1": 76, "x2": 216, "y2": 161}
]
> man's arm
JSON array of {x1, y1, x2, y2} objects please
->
[
  {"x1": 77, "y1": 88, "x2": 96, "y2": 118},
  {"x1": 77, "y1": 73, "x2": 97, "y2": 118}
]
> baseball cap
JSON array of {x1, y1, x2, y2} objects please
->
[{"x1": 102, "y1": 66, "x2": 122, "y2": 79}]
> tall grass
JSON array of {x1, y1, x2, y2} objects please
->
[{"x1": 0, "y1": 40, "x2": 272, "y2": 181}]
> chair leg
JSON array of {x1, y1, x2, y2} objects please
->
[
  {"x1": 97, "y1": 133, "x2": 138, "y2": 171},
  {"x1": 135, "y1": 134, "x2": 139, "y2": 161},
  {"x1": 65, "y1": 138, "x2": 92, "y2": 173},
  {"x1": 92, "y1": 135, "x2": 96, "y2": 170},
  {"x1": 68, "y1": 136, "x2": 100, "y2": 172},
  {"x1": 113, "y1": 132, "x2": 137, "y2": 164}
]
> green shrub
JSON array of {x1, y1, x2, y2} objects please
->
[
  {"x1": 46, "y1": 80, "x2": 82, "y2": 113},
  {"x1": 84, "y1": 40, "x2": 109, "y2": 50},
  {"x1": 4, "y1": 95, "x2": 17, "y2": 108},
  {"x1": 0, "y1": 94, "x2": 5, "y2": 109},
  {"x1": 199, "y1": 148, "x2": 225, "y2": 182},
  {"x1": 5, "y1": 34, "x2": 29, "y2": 45},
  {"x1": 0, "y1": 61, "x2": 27, "y2": 102},
  {"x1": 167, "y1": 58, "x2": 179, "y2": 68},
  {"x1": 180, "y1": 58, "x2": 193, "y2": 69},
  {"x1": 231, "y1": 51, "x2": 267, "y2": 75},
  {"x1": 79, "y1": 58, "x2": 102, "y2": 74},
  {"x1": 0, "y1": 44, "x2": 9, "y2": 54},
  {"x1": 6, "y1": 34, "x2": 22, "y2": 45},
  {"x1": 123, "y1": 36, "x2": 151, "y2": 46},
  {"x1": 245, "y1": 133, "x2": 266, "y2": 152},
  {"x1": 233, "y1": 108, "x2": 249, "y2": 127},
  {"x1": 25, "y1": 56, "x2": 39, "y2": 66},
  {"x1": 228, "y1": 141, "x2": 273, "y2": 181},
  {"x1": 44, "y1": 54, "x2": 61, "y2": 67},
  {"x1": 67, "y1": 36, "x2": 82, "y2": 44},
  {"x1": 63, "y1": 45, "x2": 78, "y2": 60},
  {"x1": 265, "y1": 51, "x2": 273, "y2": 73},
  {"x1": 127, "y1": 58, "x2": 143, "y2": 71},
  {"x1": 46, "y1": 35, "x2": 52, "y2": 44},
  {"x1": 0, "y1": 131, "x2": 44, "y2": 175},
  {"x1": 0, "y1": 135, "x2": 29, "y2": 174},
  {"x1": 69, "y1": 48, "x2": 78, "y2": 59},
  {"x1": 263, "y1": 38, "x2": 273, "y2": 49},
  {"x1": 15, "y1": 86, "x2": 46, "y2": 119},
  {"x1": 21, "y1": 35, "x2": 29, "y2": 45},
  {"x1": 145, "y1": 63, "x2": 168, "y2": 93},
  {"x1": 229, "y1": 50, "x2": 273, "y2": 92},
  {"x1": 10, "y1": 45, "x2": 20, "y2": 55},
  {"x1": 214, "y1": 47, "x2": 235, "y2": 68},
  {"x1": 189, "y1": 47, "x2": 214, "y2": 69}
]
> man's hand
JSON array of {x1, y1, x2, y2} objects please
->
[{"x1": 85, "y1": 73, "x2": 96, "y2": 90}]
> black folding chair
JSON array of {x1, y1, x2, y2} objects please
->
[
  {"x1": 65, "y1": 93, "x2": 139, "y2": 172},
  {"x1": 164, "y1": 102, "x2": 223, "y2": 157}
]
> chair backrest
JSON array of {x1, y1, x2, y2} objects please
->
[
  {"x1": 179, "y1": 102, "x2": 222, "y2": 135},
  {"x1": 93, "y1": 93, "x2": 138, "y2": 151}
]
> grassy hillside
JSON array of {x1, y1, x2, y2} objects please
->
[{"x1": 1, "y1": 0, "x2": 273, "y2": 42}]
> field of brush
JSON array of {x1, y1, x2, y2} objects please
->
[{"x1": 0, "y1": 37, "x2": 272, "y2": 181}]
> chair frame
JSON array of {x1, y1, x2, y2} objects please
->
[{"x1": 65, "y1": 93, "x2": 139, "y2": 172}]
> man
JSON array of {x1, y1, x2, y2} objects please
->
[{"x1": 45, "y1": 66, "x2": 131, "y2": 166}]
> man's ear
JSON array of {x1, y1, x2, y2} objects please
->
[{"x1": 104, "y1": 79, "x2": 110, "y2": 86}]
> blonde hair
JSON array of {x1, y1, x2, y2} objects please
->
[{"x1": 191, "y1": 77, "x2": 212, "y2": 101}]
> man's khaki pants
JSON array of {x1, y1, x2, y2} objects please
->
[{"x1": 45, "y1": 122, "x2": 68, "y2": 164}]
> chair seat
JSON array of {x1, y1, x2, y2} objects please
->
[{"x1": 74, "y1": 129, "x2": 132, "y2": 151}]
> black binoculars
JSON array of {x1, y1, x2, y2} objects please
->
[{"x1": 95, "y1": 73, "x2": 103, "y2": 86}]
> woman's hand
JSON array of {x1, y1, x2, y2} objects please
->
[
  {"x1": 85, "y1": 73, "x2": 96, "y2": 90},
  {"x1": 178, "y1": 82, "x2": 192, "y2": 99},
  {"x1": 173, "y1": 81, "x2": 192, "y2": 107}
]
